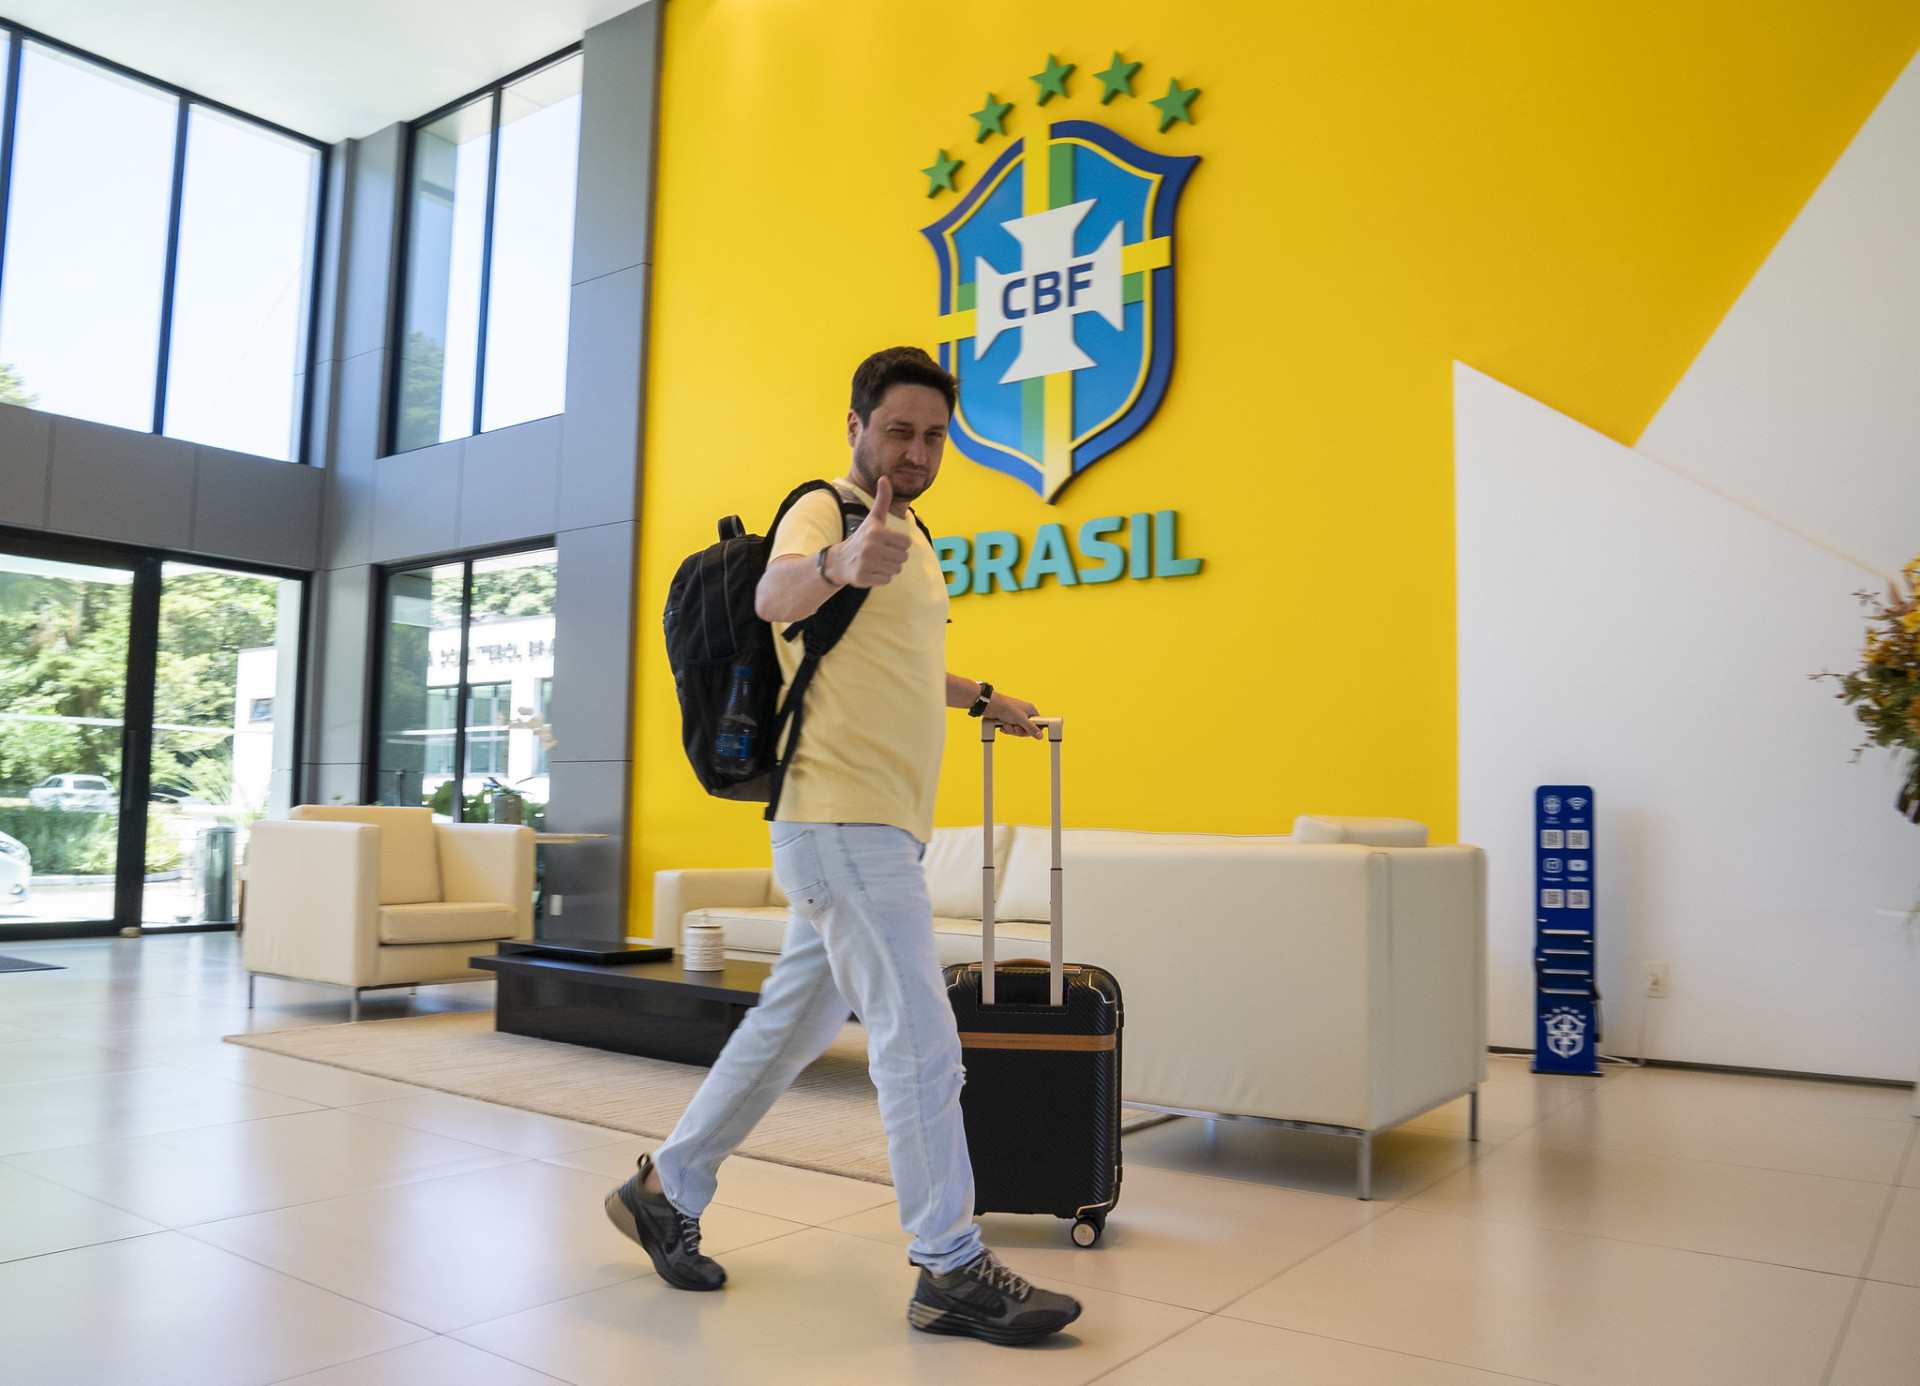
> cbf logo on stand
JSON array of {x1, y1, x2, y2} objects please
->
[{"x1": 917, "y1": 54, "x2": 1200, "y2": 503}]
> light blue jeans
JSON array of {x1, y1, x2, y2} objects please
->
[{"x1": 652, "y1": 822, "x2": 985, "y2": 1274}]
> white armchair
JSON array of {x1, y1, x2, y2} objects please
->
[{"x1": 244, "y1": 805, "x2": 534, "y2": 1020}]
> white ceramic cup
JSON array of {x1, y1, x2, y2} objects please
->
[{"x1": 681, "y1": 921, "x2": 725, "y2": 972}]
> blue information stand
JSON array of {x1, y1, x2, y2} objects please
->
[{"x1": 1533, "y1": 785, "x2": 1600, "y2": 1075}]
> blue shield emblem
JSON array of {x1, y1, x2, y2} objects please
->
[{"x1": 923, "y1": 121, "x2": 1199, "y2": 502}]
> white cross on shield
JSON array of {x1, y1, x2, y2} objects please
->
[{"x1": 971, "y1": 200, "x2": 1125, "y2": 384}]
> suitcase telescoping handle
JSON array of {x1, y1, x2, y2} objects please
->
[{"x1": 980, "y1": 715, "x2": 1064, "y2": 1007}]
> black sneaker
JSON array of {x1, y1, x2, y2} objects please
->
[
  {"x1": 907, "y1": 1250, "x2": 1081, "y2": 1345},
  {"x1": 604, "y1": 1153, "x2": 726, "y2": 1291}
]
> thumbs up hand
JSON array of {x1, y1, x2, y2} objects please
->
[{"x1": 822, "y1": 475, "x2": 913, "y2": 588}]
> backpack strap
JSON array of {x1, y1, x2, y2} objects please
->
[{"x1": 761, "y1": 480, "x2": 934, "y2": 821}]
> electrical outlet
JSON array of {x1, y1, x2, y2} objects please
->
[{"x1": 1644, "y1": 962, "x2": 1669, "y2": 998}]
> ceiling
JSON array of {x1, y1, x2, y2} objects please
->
[{"x1": 0, "y1": 0, "x2": 640, "y2": 142}]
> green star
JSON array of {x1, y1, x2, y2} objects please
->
[
  {"x1": 1095, "y1": 51, "x2": 1141, "y2": 104},
  {"x1": 1031, "y1": 55, "x2": 1074, "y2": 105},
  {"x1": 920, "y1": 148, "x2": 962, "y2": 197},
  {"x1": 1149, "y1": 77, "x2": 1200, "y2": 131},
  {"x1": 968, "y1": 93, "x2": 1013, "y2": 142}
]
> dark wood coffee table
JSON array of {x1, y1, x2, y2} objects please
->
[{"x1": 471, "y1": 952, "x2": 770, "y2": 1066}]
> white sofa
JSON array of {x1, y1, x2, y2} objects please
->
[
  {"x1": 244, "y1": 805, "x2": 535, "y2": 1020},
  {"x1": 653, "y1": 815, "x2": 1486, "y2": 1196}
]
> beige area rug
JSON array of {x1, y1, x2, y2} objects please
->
[{"x1": 226, "y1": 1012, "x2": 1170, "y2": 1187}]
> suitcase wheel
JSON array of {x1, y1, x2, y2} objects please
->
[{"x1": 1070, "y1": 1215, "x2": 1104, "y2": 1248}]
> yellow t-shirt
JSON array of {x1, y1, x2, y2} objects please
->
[{"x1": 769, "y1": 479, "x2": 949, "y2": 842}]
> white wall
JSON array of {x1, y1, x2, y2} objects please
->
[
  {"x1": 1456, "y1": 363, "x2": 1920, "y2": 1081},
  {"x1": 1456, "y1": 48, "x2": 1920, "y2": 1083},
  {"x1": 1634, "y1": 53, "x2": 1920, "y2": 582}
]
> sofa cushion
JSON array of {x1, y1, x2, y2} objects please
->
[
  {"x1": 682, "y1": 905, "x2": 1048, "y2": 965},
  {"x1": 922, "y1": 825, "x2": 1011, "y2": 918},
  {"x1": 686, "y1": 905, "x2": 791, "y2": 955},
  {"x1": 378, "y1": 902, "x2": 518, "y2": 945},
  {"x1": 933, "y1": 916, "x2": 1051, "y2": 967},
  {"x1": 1292, "y1": 815, "x2": 1428, "y2": 847},
  {"x1": 998, "y1": 825, "x2": 1295, "y2": 922},
  {"x1": 292, "y1": 805, "x2": 442, "y2": 904}
]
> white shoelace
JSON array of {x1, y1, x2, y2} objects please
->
[{"x1": 967, "y1": 1251, "x2": 1032, "y2": 1301}]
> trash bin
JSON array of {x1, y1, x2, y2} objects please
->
[{"x1": 197, "y1": 825, "x2": 237, "y2": 925}]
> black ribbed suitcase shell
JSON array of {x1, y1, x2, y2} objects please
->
[
  {"x1": 946, "y1": 716, "x2": 1123, "y2": 1246},
  {"x1": 944, "y1": 958, "x2": 1123, "y2": 1241}
]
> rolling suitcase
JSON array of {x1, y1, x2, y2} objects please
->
[{"x1": 943, "y1": 715, "x2": 1124, "y2": 1248}]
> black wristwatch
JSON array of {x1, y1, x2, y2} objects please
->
[{"x1": 967, "y1": 681, "x2": 994, "y2": 717}]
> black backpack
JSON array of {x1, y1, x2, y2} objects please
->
[{"x1": 662, "y1": 480, "x2": 929, "y2": 819}]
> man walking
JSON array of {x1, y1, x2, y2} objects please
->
[{"x1": 605, "y1": 347, "x2": 1084, "y2": 1345}]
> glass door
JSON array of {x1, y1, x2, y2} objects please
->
[
  {"x1": 0, "y1": 548, "x2": 137, "y2": 930},
  {"x1": 142, "y1": 563, "x2": 303, "y2": 928},
  {"x1": 0, "y1": 533, "x2": 304, "y2": 938},
  {"x1": 374, "y1": 545, "x2": 555, "y2": 825}
]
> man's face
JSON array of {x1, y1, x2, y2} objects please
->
[{"x1": 846, "y1": 383, "x2": 949, "y2": 503}]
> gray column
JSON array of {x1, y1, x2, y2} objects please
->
[
  {"x1": 301, "y1": 2, "x2": 662, "y2": 943},
  {"x1": 544, "y1": 0, "x2": 662, "y2": 941}
]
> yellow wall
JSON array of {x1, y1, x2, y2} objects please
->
[{"x1": 631, "y1": 0, "x2": 1920, "y2": 930}]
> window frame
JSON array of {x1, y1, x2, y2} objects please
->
[
  {"x1": 366, "y1": 539, "x2": 558, "y2": 820},
  {"x1": 384, "y1": 44, "x2": 582, "y2": 457},
  {"x1": 0, "y1": 16, "x2": 330, "y2": 463}
]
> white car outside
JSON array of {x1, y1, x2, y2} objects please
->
[
  {"x1": 0, "y1": 832, "x2": 28, "y2": 905},
  {"x1": 27, "y1": 775, "x2": 116, "y2": 812}
]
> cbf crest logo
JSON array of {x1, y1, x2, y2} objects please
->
[
  {"x1": 918, "y1": 54, "x2": 1200, "y2": 502},
  {"x1": 1543, "y1": 1007, "x2": 1588, "y2": 1060}
]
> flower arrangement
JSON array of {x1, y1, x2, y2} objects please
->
[{"x1": 1822, "y1": 556, "x2": 1920, "y2": 821}]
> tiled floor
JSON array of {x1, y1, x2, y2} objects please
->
[{"x1": 0, "y1": 934, "x2": 1914, "y2": 1386}]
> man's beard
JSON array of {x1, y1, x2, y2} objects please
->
[{"x1": 852, "y1": 441, "x2": 930, "y2": 501}]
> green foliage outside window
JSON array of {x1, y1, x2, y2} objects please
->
[
  {"x1": 396, "y1": 331, "x2": 446, "y2": 453},
  {"x1": 150, "y1": 571, "x2": 278, "y2": 812},
  {"x1": 430, "y1": 563, "x2": 556, "y2": 626},
  {"x1": 0, "y1": 568, "x2": 278, "y2": 805},
  {"x1": 0, "y1": 362, "x2": 36, "y2": 407},
  {"x1": 0, "y1": 572, "x2": 130, "y2": 794}
]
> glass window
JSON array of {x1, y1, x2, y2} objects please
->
[
  {"x1": 480, "y1": 56, "x2": 581, "y2": 434},
  {"x1": 0, "y1": 43, "x2": 178, "y2": 430},
  {"x1": 374, "y1": 562, "x2": 464, "y2": 812},
  {"x1": 374, "y1": 547, "x2": 555, "y2": 824},
  {"x1": 393, "y1": 51, "x2": 581, "y2": 453},
  {"x1": 0, "y1": 33, "x2": 324, "y2": 456},
  {"x1": 394, "y1": 98, "x2": 491, "y2": 452},
  {"x1": 465, "y1": 682, "x2": 511, "y2": 774},
  {"x1": 534, "y1": 675, "x2": 554, "y2": 775},
  {"x1": 163, "y1": 107, "x2": 320, "y2": 460}
]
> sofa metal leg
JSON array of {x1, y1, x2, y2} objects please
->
[
  {"x1": 1356, "y1": 1132, "x2": 1373, "y2": 1201},
  {"x1": 246, "y1": 974, "x2": 255, "y2": 1010},
  {"x1": 1469, "y1": 1087, "x2": 1481, "y2": 1143},
  {"x1": 350, "y1": 989, "x2": 361, "y2": 1024}
]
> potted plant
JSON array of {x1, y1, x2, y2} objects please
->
[
  {"x1": 1820, "y1": 557, "x2": 1920, "y2": 1114},
  {"x1": 1822, "y1": 557, "x2": 1920, "y2": 820}
]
